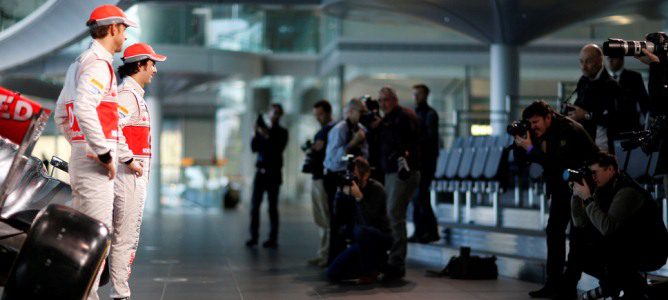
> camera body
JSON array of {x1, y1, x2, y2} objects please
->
[
  {"x1": 360, "y1": 95, "x2": 380, "y2": 128},
  {"x1": 507, "y1": 119, "x2": 530, "y2": 138},
  {"x1": 603, "y1": 32, "x2": 668, "y2": 58},
  {"x1": 341, "y1": 154, "x2": 358, "y2": 187},
  {"x1": 563, "y1": 167, "x2": 595, "y2": 188},
  {"x1": 300, "y1": 139, "x2": 314, "y2": 174}
]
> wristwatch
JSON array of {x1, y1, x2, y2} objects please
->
[
  {"x1": 584, "y1": 112, "x2": 592, "y2": 120},
  {"x1": 582, "y1": 197, "x2": 594, "y2": 207}
]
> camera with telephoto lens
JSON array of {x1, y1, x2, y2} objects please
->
[
  {"x1": 563, "y1": 167, "x2": 595, "y2": 188},
  {"x1": 300, "y1": 139, "x2": 314, "y2": 174},
  {"x1": 618, "y1": 115, "x2": 667, "y2": 153},
  {"x1": 340, "y1": 154, "x2": 358, "y2": 187},
  {"x1": 507, "y1": 119, "x2": 530, "y2": 138},
  {"x1": 603, "y1": 32, "x2": 668, "y2": 59}
]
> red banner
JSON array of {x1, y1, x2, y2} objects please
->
[{"x1": 0, "y1": 86, "x2": 51, "y2": 145}]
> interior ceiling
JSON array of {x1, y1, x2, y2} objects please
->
[{"x1": 323, "y1": 0, "x2": 668, "y2": 45}]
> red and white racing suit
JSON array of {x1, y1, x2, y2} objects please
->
[
  {"x1": 54, "y1": 40, "x2": 118, "y2": 300},
  {"x1": 110, "y1": 76, "x2": 151, "y2": 299}
]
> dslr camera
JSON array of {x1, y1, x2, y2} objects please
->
[
  {"x1": 359, "y1": 95, "x2": 381, "y2": 128},
  {"x1": 563, "y1": 167, "x2": 595, "y2": 188},
  {"x1": 507, "y1": 119, "x2": 530, "y2": 138},
  {"x1": 340, "y1": 154, "x2": 358, "y2": 187},
  {"x1": 603, "y1": 32, "x2": 668, "y2": 59},
  {"x1": 300, "y1": 139, "x2": 314, "y2": 174}
]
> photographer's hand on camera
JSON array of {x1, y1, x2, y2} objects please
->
[
  {"x1": 350, "y1": 181, "x2": 363, "y2": 202},
  {"x1": 571, "y1": 180, "x2": 592, "y2": 202},
  {"x1": 513, "y1": 133, "x2": 533, "y2": 151},
  {"x1": 349, "y1": 128, "x2": 366, "y2": 148},
  {"x1": 566, "y1": 104, "x2": 589, "y2": 122},
  {"x1": 635, "y1": 48, "x2": 661, "y2": 65}
]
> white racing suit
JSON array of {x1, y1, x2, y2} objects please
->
[
  {"x1": 110, "y1": 76, "x2": 151, "y2": 299},
  {"x1": 54, "y1": 40, "x2": 119, "y2": 300}
]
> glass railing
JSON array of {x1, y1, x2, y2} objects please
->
[{"x1": 0, "y1": 0, "x2": 49, "y2": 32}]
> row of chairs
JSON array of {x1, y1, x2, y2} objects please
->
[{"x1": 431, "y1": 135, "x2": 513, "y2": 225}]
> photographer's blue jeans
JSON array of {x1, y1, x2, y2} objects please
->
[
  {"x1": 327, "y1": 226, "x2": 393, "y2": 281},
  {"x1": 385, "y1": 171, "x2": 420, "y2": 270}
]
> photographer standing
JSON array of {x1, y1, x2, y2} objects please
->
[
  {"x1": 324, "y1": 98, "x2": 368, "y2": 263},
  {"x1": 246, "y1": 104, "x2": 288, "y2": 249},
  {"x1": 306, "y1": 100, "x2": 336, "y2": 267},
  {"x1": 377, "y1": 86, "x2": 421, "y2": 280},
  {"x1": 513, "y1": 101, "x2": 598, "y2": 298},
  {"x1": 570, "y1": 152, "x2": 668, "y2": 299},
  {"x1": 567, "y1": 44, "x2": 633, "y2": 153},
  {"x1": 635, "y1": 45, "x2": 668, "y2": 203},
  {"x1": 326, "y1": 157, "x2": 393, "y2": 283},
  {"x1": 409, "y1": 84, "x2": 440, "y2": 244}
]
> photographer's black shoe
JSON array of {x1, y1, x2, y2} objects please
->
[
  {"x1": 528, "y1": 286, "x2": 557, "y2": 298},
  {"x1": 245, "y1": 239, "x2": 258, "y2": 247},
  {"x1": 382, "y1": 265, "x2": 406, "y2": 282},
  {"x1": 262, "y1": 239, "x2": 278, "y2": 248},
  {"x1": 407, "y1": 235, "x2": 420, "y2": 243}
]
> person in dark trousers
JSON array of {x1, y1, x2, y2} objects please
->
[
  {"x1": 326, "y1": 157, "x2": 393, "y2": 283},
  {"x1": 246, "y1": 104, "x2": 288, "y2": 248},
  {"x1": 570, "y1": 152, "x2": 668, "y2": 299},
  {"x1": 567, "y1": 44, "x2": 635, "y2": 153},
  {"x1": 513, "y1": 101, "x2": 599, "y2": 299},
  {"x1": 377, "y1": 86, "x2": 421, "y2": 280},
  {"x1": 307, "y1": 100, "x2": 336, "y2": 267},
  {"x1": 408, "y1": 84, "x2": 440, "y2": 244},
  {"x1": 607, "y1": 56, "x2": 649, "y2": 128}
]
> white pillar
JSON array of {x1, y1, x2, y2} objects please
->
[
  {"x1": 146, "y1": 94, "x2": 162, "y2": 212},
  {"x1": 490, "y1": 44, "x2": 519, "y2": 135}
]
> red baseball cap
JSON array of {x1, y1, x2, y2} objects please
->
[
  {"x1": 122, "y1": 43, "x2": 167, "y2": 63},
  {"x1": 88, "y1": 5, "x2": 137, "y2": 28}
]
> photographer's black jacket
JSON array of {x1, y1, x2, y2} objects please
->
[
  {"x1": 572, "y1": 174, "x2": 668, "y2": 268},
  {"x1": 251, "y1": 124, "x2": 288, "y2": 182},
  {"x1": 379, "y1": 106, "x2": 421, "y2": 173},
  {"x1": 334, "y1": 179, "x2": 391, "y2": 234},
  {"x1": 415, "y1": 102, "x2": 440, "y2": 173},
  {"x1": 515, "y1": 114, "x2": 599, "y2": 195},
  {"x1": 574, "y1": 70, "x2": 637, "y2": 145},
  {"x1": 648, "y1": 62, "x2": 668, "y2": 115}
]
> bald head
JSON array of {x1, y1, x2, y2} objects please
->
[{"x1": 580, "y1": 44, "x2": 603, "y2": 79}]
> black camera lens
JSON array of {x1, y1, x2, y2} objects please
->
[{"x1": 603, "y1": 38, "x2": 655, "y2": 57}]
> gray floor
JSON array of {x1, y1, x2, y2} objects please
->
[{"x1": 97, "y1": 202, "x2": 540, "y2": 300}]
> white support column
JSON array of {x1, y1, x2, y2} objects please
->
[{"x1": 490, "y1": 44, "x2": 519, "y2": 135}]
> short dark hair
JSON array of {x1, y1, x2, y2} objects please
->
[
  {"x1": 590, "y1": 151, "x2": 618, "y2": 170},
  {"x1": 412, "y1": 84, "x2": 430, "y2": 96},
  {"x1": 522, "y1": 100, "x2": 554, "y2": 120},
  {"x1": 117, "y1": 59, "x2": 151, "y2": 79},
  {"x1": 271, "y1": 103, "x2": 284, "y2": 116},
  {"x1": 313, "y1": 100, "x2": 332, "y2": 114},
  {"x1": 353, "y1": 157, "x2": 371, "y2": 176}
]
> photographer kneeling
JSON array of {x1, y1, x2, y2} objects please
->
[
  {"x1": 569, "y1": 152, "x2": 668, "y2": 299},
  {"x1": 326, "y1": 157, "x2": 393, "y2": 283}
]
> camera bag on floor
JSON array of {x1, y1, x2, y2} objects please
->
[{"x1": 429, "y1": 246, "x2": 498, "y2": 280}]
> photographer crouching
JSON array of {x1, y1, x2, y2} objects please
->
[
  {"x1": 569, "y1": 152, "x2": 668, "y2": 299},
  {"x1": 512, "y1": 101, "x2": 599, "y2": 298},
  {"x1": 326, "y1": 157, "x2": 393, "y2": 283}
]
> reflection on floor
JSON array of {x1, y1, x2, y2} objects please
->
[{"x1": 97, "y1": 202, "x2": 540, "y2": 300}]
